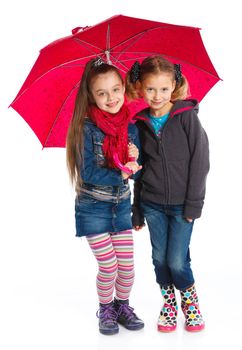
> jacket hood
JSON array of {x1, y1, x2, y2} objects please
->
[
  {"x1": 135, "y1": 99, "x2": 199, "y2": 120},
  {"x1": 170, "y1": 99, "x2": 199, "y2": 117}
]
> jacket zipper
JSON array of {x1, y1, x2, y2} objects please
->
[
  {"x1": 158, "y1": 125, "x2": 170, "y2": 205},
  {"x1": 144, "y1": 119, "x2": 170, "y2": 204}
]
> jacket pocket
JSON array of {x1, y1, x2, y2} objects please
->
[
  {"x1": 93, "y1": 134, "x2": 105, "y2": 166},
  {"x1": 167, "y1": 160, "x2": 188, "y2": 198},
  {"x1": 142, "y1": 160, "x2": 166, "y2": 195}
]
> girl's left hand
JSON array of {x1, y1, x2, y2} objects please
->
[
  {"x1": 121, "y1": 161, "x2": 142, "y2": 180},
  {"x1": 133, "y1": 224, "x2": 146, "y2": 231},
  {"x1": 128, "y1": 143, "x2": 139, "y2": 161},
  {"x1": 186, "y1": 217, "x2": 193, "y2": 223}
]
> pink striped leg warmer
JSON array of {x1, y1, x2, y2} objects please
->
[
  {"x1": 111, "y1": 229, "x2": 134, "y2": 301},
  {"x1": 86, "y1": 233, "x2": 118, "y2": 304},
  {"x1": 86, "y1": 230, "x2": 134, "y2": 304}
]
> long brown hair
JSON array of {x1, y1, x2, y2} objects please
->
[
  {"x1": 66, "y1": 58, "x2": 123, "y2": 190},
  {"x1": 126, "y1": 55, "x2": 189, "y2": 101}
]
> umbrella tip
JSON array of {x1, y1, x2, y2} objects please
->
[{"x1": 71, "y1": 26, "x2": 89, "y2": 35}]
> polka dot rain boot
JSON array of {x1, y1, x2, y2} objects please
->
[
  {"x1": 180, "y1": 285, "x2": 205, "y2": 332},
  {"x1": 157, "y1": 285, "x2": 178, "y2": 332}
]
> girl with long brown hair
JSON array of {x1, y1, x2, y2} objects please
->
[{"x1": 66, "y1": 58, "x2": 144, "y2": 335}]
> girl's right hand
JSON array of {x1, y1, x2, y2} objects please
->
[
  {"x1": 121, "y1": 161, "x2": 142, "y2": 179},
  {"x1": 133, "y1": 224, "x2": 146, "y2": 231}
]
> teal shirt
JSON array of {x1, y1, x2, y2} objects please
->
[{"x1": 148, "y1": 113, "x2": 169, "y2": 135}]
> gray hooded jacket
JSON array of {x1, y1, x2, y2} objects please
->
[{"x1": 132, "y1": 99, "x2": 209, "y2": 225}]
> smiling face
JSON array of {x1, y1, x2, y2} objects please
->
[
  {"x1": 90, "y1": 71, "x2": 125, "y2": 114},
  {"x1": 140, "y1": 73, "x2": 176, "y2": 116}
]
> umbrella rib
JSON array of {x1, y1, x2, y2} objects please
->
[
  {"x1": 151, "y1": 52, "x2": 221, "y2": 79},
  {"x1": 109, "y1": 25, "x2": 204, "y2": 65},
  {"x1": 72, "y1": 37, "x2": 104, "y2": 55},
  {"x1": 108, "y1": 53, "x2": 130, "y2": 73},
  {"x1": 72, "y1": 25, "x2": 191, "y2": 61},
  {"x1": 11, "y1": 57, "x2": 97, "y2": 104},
  {"x1": 43, "y1": 81, "x2": 81, "y2": 148},
  {"x1": 113, "y1": 32, "x2": 148, "y2": 61},
  {"x1": 110, "y1": 25, "x2": 180, "y2": 51},
  {"x1": 105, "y1": 24, "x2": 112, "y2": 64},
  {"x1": 106, "y1": 24, "x2": 110, "y2": 51},
  {"x1": 111, "y1": 50, "x2": 221, "y2": 79},
  {"x1": 107, "y1": 49, "x2": 220, "y2": 80}
]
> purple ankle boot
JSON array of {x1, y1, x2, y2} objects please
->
[
  {"x1": 114, "y1": 298, "x2": 144, "y2": 331},
  {"x1": 96, "y1": 302, "x2": 119, "y2": 335}
]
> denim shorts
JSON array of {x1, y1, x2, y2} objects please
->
[{"x1": 75, "y1": 191, "x2": 132, "y2": 237}]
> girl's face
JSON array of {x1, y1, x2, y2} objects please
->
[
  {"x1": 140, "y1": 73, "x2": 176, "y2": 116},
  {"x1": 90, "y1": 71, "x2": 125, "y2": 114}
]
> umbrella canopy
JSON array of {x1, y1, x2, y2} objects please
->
[{"x1": 10, "y1": 14, "x2": 221, "y2": 147}]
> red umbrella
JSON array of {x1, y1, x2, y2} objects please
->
[{"x1": 10, "y1": 14, "x2": 221, "y2": 148}]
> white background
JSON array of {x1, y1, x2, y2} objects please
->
[{"x1": 1, "y1": 1, "x2": 241, "y2": 349}]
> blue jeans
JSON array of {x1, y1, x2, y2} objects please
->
[{"x1": 141, "y1": 202, "x2": 195, "y2": 290}]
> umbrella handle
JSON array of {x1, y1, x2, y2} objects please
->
[{"x1": 113, "y1": 153, "x2": 133, "y2": 175}]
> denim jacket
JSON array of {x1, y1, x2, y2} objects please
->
[{"x1": 79, "y1": 118, "x2": 141, "y2": 200}]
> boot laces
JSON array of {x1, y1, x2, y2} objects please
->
[
  {"x1": 96, "y1": 304, "x2": 118, "y2": 325},
  {"x1": 118, "y1": 304, "x2": 137, "y2": 321}
]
